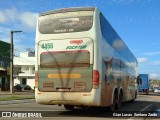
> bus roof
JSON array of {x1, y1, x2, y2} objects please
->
[{"x1": 39, "y1": 7, "x2": 96, "y2": 16}]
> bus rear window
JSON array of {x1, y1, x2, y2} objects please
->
[
  {"x1": 40, "y1": 51, "x2": 90, "y2": 68},
  {"x1": 39, "y1": 11, "x2": 94, "y2": 34}
]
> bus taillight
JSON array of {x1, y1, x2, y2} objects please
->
[
  {"x1": 93, "y1": 70, "x2": 99, "y2": 89},
  {"x1": 35, "y1": 71, "x2": 38, "y2": 87}
]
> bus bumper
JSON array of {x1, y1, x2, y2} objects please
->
[{"x1": 35, "y1": 88, "x2": 100, "y2": 106}]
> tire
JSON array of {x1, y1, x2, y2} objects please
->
[
  {"x1": 146, "y1": 90, "x2": 149, "y2": 95},
  {"x1": 109, "y1": 93, "x2": 117, "y2": 111},
  {"x1": 64, "y1": 105, "x2": 74, "y2": 110},
  {"x1": 130, "y1": 99, "x2": 135, "y2": 103},
  {"x1": 116, "y1": 92, "x2": 123, "y2": 109}
]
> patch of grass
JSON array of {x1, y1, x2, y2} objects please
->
[{"x1": 0, "y1": 96, "x2": 35, "y2": 101}]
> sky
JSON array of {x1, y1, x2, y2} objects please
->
[{"x1": 0, "y1": 0, "x2": 160, "y2": 80}]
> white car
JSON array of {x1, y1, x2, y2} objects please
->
[{"x1": 154, "y1": 88, "x2": 160, "y2": 93}]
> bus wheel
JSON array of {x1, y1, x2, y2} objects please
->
[
  {"x1": 130, "y1": 98, "x2": 135, "y2": 103},
  {"x1": 116, "y1": 92, "x2": 123, "y2": 109},
  {"x1": 64, "y1": 105, "x2": 74, "y2": 110},
  {"x1": 146, "y1": 90, "x2": 149, "y2": 95},
  {"x1": 109, "y1": 93, "x2": 116, "y2": 111}
]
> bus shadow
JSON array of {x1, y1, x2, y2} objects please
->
[
  {"x1": 54, "y1": 101, "x2": 159, "y2": 118},
  {"x1": 58, "y1": 108, "x2": 116, "y2": 117}
]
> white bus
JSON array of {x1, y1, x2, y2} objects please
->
[{"x1": 35, "y1": 7, "x2": 138, "y2": 111}]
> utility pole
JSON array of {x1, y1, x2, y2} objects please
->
[{"x1": 10, "y1": 30, "x2": 22, "y2": 93}]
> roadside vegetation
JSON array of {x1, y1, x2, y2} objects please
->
[{"x1": 0, "y1": 95, "x2": 35, "y2": 101}]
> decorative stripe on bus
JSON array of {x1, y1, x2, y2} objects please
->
[
  {"x1": 48, "y1": 74, "x2": 81, "y2": 78},
  {"x1": 41, "y1": 50, "x2": 89, "y2": 54}
]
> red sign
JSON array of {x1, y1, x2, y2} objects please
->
[{"x1": 70, "y1": 40, "x2": 83, "y2": 45}]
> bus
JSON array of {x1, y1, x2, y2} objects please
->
[{"x1": 35, "y1": 7, "x2": 138, "y2": 111}]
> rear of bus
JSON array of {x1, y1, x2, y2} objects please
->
[{"x1": 35, "y1": 7, "x2": 101, "y2": 107}]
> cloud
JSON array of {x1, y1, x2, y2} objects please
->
[
  {"x1": 150, "y1": 73, "x2": 160, "y2": 80},
  {"x1": 19, "y1": 12, "x2": 38, "y2": 29},
  {"x1": 0, "y1": 8, "x2": 17, "y2": 23},
  {"x1": 0, "y1": 11, "x2": 6, "y2": 22},
  {"x1": 144, "y1": 52, "x2": 160, "y2": 56},
  {"x1": 0, "y1": 27, "x2": 11, "y2": 43},
  {"x1": 0, "y1": 8, "x2": 37, "y2": 48},
  {"x1": 0, "y1": 8, "x2": 38, "y2": 29},
  {"x1": 0, "y1": 26, "x2": 11, "y2": 34},
  {"x1": 149, "y1": 61, "x2": 160, "y2": 66},
  {"x1": 113, "y1": 39, "x2": 124, "y2": 50},
  {"x1": 137, "y1": 57, "x2": 148, "y2": 63},
  {"x1": 0, "y1": 26, "x2": 24, "y2": 44}
]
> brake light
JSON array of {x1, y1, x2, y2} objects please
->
[
  {"x1": 93, "y1": 70, "x2": 99, "y2": 89},
  {"x1": 35, "y1": 71, "x2": 38, "y2": 87},
  {"x1": 70, "y1": 40, "x2": 83, "y2": 45}
]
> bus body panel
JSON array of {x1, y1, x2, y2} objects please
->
[
  {"x1": 100, "y1": 12, "x2": 138, "y2": 105},
  {"x1": 38, "y1": 38, "x2": 94, "y2": 64},
  {"x1": 35, "y1": 7, "x2": 138, "y2": 108},
  {"x1": 38, "y1": 67, "x2": 93, "y2": 92},
  {"x1": 37, "y1": 38, "x2": 94, "y2": 93}
]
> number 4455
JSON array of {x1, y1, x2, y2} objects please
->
[{"x1": 41, "y1": 43, "x2": 53, "y2": 49}]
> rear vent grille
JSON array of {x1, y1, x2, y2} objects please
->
[
  {"x1": 74, "y1": 82, "x2": 86, "y2": 89},
  {"x1": 43, "y1": 82, "x2": 54, "y2": 88}
]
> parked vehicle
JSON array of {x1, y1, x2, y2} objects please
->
[
  {"x1": 14, "y1": 84, "x2": 32, "y2": 92},
  {"x1": 137, "y1": 74, "x2": 149, "y2": 94},
  {"x1": 149, "y1": 86, "x2": 154, "y2": 92},
  {"x1": 14, "y1": 84, "x2": 23, "y2": 91},
  {"x1": 154, "y1": 87, "x2": 160, "y2": 93},
  {"x1": 23, "y1": 85, "x2": 32, "y2": 90}
]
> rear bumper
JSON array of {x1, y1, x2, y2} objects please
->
[{"x1": 35, "y1": 88, "x2": 100, "y2": 106}]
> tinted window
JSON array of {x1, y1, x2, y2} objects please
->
[
  {"x1": 40, "y1": 51, "x2": 90, "y2": 68},
  {"x1": 39, "y1": 11, "x2": 94, "y2": 34},
  {"x1": 100, "y1": 13, "x2": 136, "y2": 62},
  {"x1": 100, "y1": 13, "x2": 137, "y2": 75}
]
